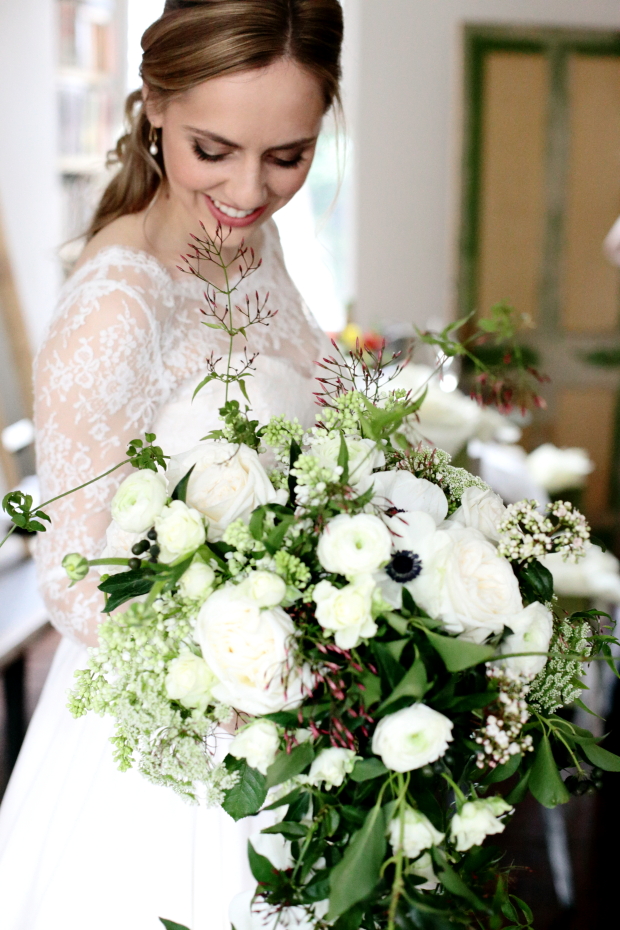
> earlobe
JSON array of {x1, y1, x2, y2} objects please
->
[{"x1": 142, "y1": 84, "x2": 163, "y2": 129}]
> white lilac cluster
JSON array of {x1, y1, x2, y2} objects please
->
[
  {"x1": 262, "y1": 415, "x2": 304, "y2": 465},
  {"x1": 528, "y1": 618, "x2": 591, "y2": 713},
  {"x1": 473, "y1": 668, "x2": 533, "y2": 769},
  {"x1": 497, "y1": 499, "x2": 590, "y2": 563}
]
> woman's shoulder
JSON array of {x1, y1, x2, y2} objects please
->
[{"x1": 71, "y1": 212, "x2": 153, "y2": 273}]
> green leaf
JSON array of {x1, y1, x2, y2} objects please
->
[
  {"x1": 261, "y1": 821, "x2": 308, "y2": 839},
  {"x1": 248, "y1": 840, "x2": 278, "y2": 885},
  {"x1": 97, "y1": 569, "x2": 155, "y2": 613},
  {"x1": 430, "y1": 849, "x2": 486, "y2": 910},
  {"x1": 377, "y1": 655, "x2": 428, "y2": 712},
  {"x1": 171, "y1": 464, "x2": 196, "y2": 503},
  {"x1": 238, "y1": 378, "x2": 251, "y2": 404},
  {"x1": 192, "y1": 372, "x2": 218, "y2": 400},
  {"x1": 337, "y1": 432, "x2": 349, "y2": 485},
  {"x1": 249, "y1": 506, "x2": 266, "y2": 541},
  {"x1": 423, "y1": 629, "x2": 495, "y2": 671},
  {"x1": 518, "y1": 559, "x2": 554, "y2": 604},
  {"x1": 370, "y1": 641, "x2": 403, "y2": 689},
  {"x1": 579, "y1": 739, "x2": 620, "y2": 771},
  {"x1": 327, "y1": 802, "x2": 387, "y2": 921},
  {"x1": 529, "y1": 735, "x2": 570, "y2": 808},
  {"x1": 359, "y1": 671, "x2": 382, "y2": 707},
  {"x1": 221, "y1": 756, "x2": 267, "y2": 820},
  {"x1": 159, "y1": 920, "x2": 191, "y2": 930},
  {"x1": 505, "y1": 766, "x2": 531, "y2": 805},
  {"x1": 350, "y1": 758, "x2": 388, "y2": 782},
  {"x1": 262, "y1": 787, "x2": 303, "y2": 811},
  {"x1": 483, "y1": 752, "x2": 522, "y2": 784},
  {"x1": 265, "y1": 742, "x2": 315, "y2": 789}
]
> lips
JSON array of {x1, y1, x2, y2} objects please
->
[{"x1": 204, "y1": 194, "x2": 267, "y2": 229}]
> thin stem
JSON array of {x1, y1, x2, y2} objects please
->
[
  {"x1": 0, "y1": 522, "x2": 17, "y2": 552},
  {"x1": 39, "y1": 457, "x2": 131, "y2": 514}
]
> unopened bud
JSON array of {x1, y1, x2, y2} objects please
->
[{"x1": 62, "y1": 553, "x2": 89, "y2": 584}]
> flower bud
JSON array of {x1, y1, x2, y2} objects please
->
[{"x1": 62, "y1": 553, "x2": 89, "y2": 584}]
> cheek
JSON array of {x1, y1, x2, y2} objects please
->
[
  {"x1": 269, "y1": 163, "x2": 313, "y2": 201},
  {"x1": 162, "y1": 138, "x2": 216, "y2": 193}
]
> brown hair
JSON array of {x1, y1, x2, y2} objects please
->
[{"x1": 87, "y1": 0, "x2": 343, "y2": 239}]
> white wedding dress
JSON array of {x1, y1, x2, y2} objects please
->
[{"x1": 0, "y1": 219, "x2": 330, "y2": 930}]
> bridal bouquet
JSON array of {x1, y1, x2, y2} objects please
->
[{"x1": 6, "y1": 227, "x2": 620, "y2": 930}]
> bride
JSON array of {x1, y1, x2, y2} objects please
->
[{"x1": 0, "y1": 1, "x2": 343, "y2": 927}]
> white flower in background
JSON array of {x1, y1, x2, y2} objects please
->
[
  {"x1": 360, "y1": 470, "x2": 448, "y2": 525},
  {"x1": 448, "y1": 486, "x2": 507, "y2": 542},
  {"x1": 249, "y1": 832, "x2": 293, "y2": 870},
  {"x1": 372, "y1": 703, "x2": 454, "y2": 772},
  {"x1": 542, "y1": 543, "x2": 620, "y2": 604},
  {"x1": 387, "y1": 807, "x2": 445, "y2": 859},
  {"x1": 165, "y1": 651, "x2": 216, "y2": 710},
  {"x1": 178, "y1": 559, "x2": 215, "y2": 601},
  {"x1": 526, "y1": 443, "x2": 594, "y2": 494},
  {"x1": 110, "y1": 469, "x2": 168, "y2": 534},
  {"x1": 317, "y1": 513, "x2": 392, "y2": 577},
  {"x1": 238, "y1": 570, "x2": 286, "y2": 608},
  {"x1": 99, "y1": 522, "x2": 142, "y2": 574},
  {"x1": 450, "y1": 797, "x2": 513, "y2": 851},
  {"x1": 196, "y1": 586, "x2": 311, "y2": 715},
  {"x1": 495, "y1": 601, "x2": 554, "y2": 678},
  {"x1": 408, "y1": 525, "x2": 523, "y2": 643},
  {"x1": 409, "y1": 851, "x2": 439, "y2": 890},
  {"x1": 166, "y1": 441, "x2": 282, "y2": 541},
  {"x1": 313, "y1": 575, "x2": 377, "y2": 649},
  {"x1": 229, "y1": 719, "x2": 280, "y2": 775},
  {"x1": 154, "y1": 500, "x2": 206, "y2": 563},
  {"x1": 307, "y1": 747, "x2": 357, "y2": 789},
  {"x1": 307, "y1": 434, "x2": 385, "y2": 485}
]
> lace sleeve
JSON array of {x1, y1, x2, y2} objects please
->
[{"x1": 33, "y1": 263, "x2": 168, "y2": 644}]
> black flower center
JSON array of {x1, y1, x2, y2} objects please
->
[{"x1": 386, "y1": 550, "x2": 422, "y2": 583}]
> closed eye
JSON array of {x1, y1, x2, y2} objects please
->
[{"x1": 192, "y1": 140, "x2": 228, "y2": 162}]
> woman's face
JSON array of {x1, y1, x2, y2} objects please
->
[{"x1": 147, "y1": 58, "x2": 325, "y2": 250}]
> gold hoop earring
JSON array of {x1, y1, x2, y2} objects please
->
[{"x1": 148, "y1": 125, "x2": 159, "y2": 156}]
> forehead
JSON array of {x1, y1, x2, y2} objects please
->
[{"x1": 169, "y1": 59, "x2": 325, "y2": 145}]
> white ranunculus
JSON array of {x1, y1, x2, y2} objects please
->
[
  {"x1": 388, "y1": 807, "x2": 445, "y2": 859},
  {"x1": 196, "y1": 586, "x2": 311, "y2": 715},
  {"x1": 154, "y1": 500, "x2": 206, "y2": 563},
  {"x1": 372, "y1": 703, "x2": 454, "y2": 772},
  {"x1": 408, "y1": 525, "x2": 523, "y2": 643},
  {"x1": 99, "y1": 522, "x2": 142, "y2": 574},
  {"x1": 409, "y1": 851, "x2": 439, "y2": 890},
  {"x1": 317, "y1": 513, "x2": 392, "y2": 578},
  {"x1": 360, "y1": 470, "x2": 448, "y2": 525},
  {"x1": 178, "y1": 559, "x2": 216, "y2": 601},
  {"x1": 450, "y1": 797, "x2": 513, "y2": 851},
  {"x1": 229, "y1": 719, "x2": 280, "y2": 775},
  {"x1": 110, "y1": 469, "x2": 168, "y2": 534},
  {"x1": 238, "y1": 570, "x2": 287, "y2": 608},
  {"x1": 307, "y1": 747, "x2": 357, "y2": 789},
  {"x1": 166, "y1": 440, "x2": 281, "y2": 541},
  {"x1": 542, "y1": 543, "x2": 620, "y2": 604},
  {"x1": 308, "y1": 433, "x2": 385, "y2": 486},
  {"x1": 448, "y1": 486, "x2": 507, "y2": 542},
  {"x1": 526, "y1": 443, "x2": 594, "y2": 494},
  {"x1": 495, "y1": 601, "x2": 554, "y2": 678},
  {"x1": 165, "y1": 651, "x2": 216, "y2": 710},
  {"x1": 313, "y1": 575, "x2": 377, "y2": 649}
]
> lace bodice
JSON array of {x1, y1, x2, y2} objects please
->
[{"x1": 33, "y1": 220, "x2": 329, "y2": 642}]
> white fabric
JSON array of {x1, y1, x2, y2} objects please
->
[{"x1": 0, "y1": 219, "x2": 328, "y2": 928}]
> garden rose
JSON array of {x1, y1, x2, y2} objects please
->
[
  {"x1": 317, "y1": 513, "x2": 392, "y2": 577},
  {"x1": 229, "y1": 719, "x2": 280, "y2": 775},
  {"x1": 372, "y1": 704, "x2": 454, "y2": 772},
  {"x1": 178, "y1": 559, "x2": 216, "y2": 601},
  {"x1": 165, "y1": 651, "x2": 216, "y2": 710},
  {"x1": 387, "y1": 807, "x2": 445, "y2": 859},
  {"x1": 307, "y1": 747, "x2": 357, "y2": 789},
  {"x1": 450, "y1": 797, "x2": 512, "y2": 851},
  {"x1": 110, "y1": 469, "x2": 167, "y2": 534},
  {"x1": 308, "y1": 434, "x2": 385, "y2": 485},
  {"x1": 166, "y1": 440, "x2": 282, "y2": 541},
  {"x1": 448, "y1": 486, "x2": 507, "y2": 542},
  {"x1": 154, "y1": 500, "x2": 206, "y2": 563},
  {"x1": 238, "y1": 570, "x2": 286, "y2": 608},
  {"x1": 362, "y1": 470, "x2": 448, "y2": 525},
  {"x1": 313, "y1": 575, "x2": 377, "y2": 649},
  {"x1": 495, "y1": 601, "x2": 554, "y2": 678},
  {"x1": 196, "y1": 586, "x2": 311, "y2": 715}
]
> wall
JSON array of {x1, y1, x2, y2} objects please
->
[
  {"x1": 0, "y1": 0, "x2": 61, "y2": 350},
  {"x1": 349, "y1": 0, "x2": 620, "y2": 329}
]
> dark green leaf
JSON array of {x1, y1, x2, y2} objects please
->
[
  {"x1": 423, "y1": 629, "x2": 495, "y2": 671},
  {"x1": 261, "y1": 821, "x2": 308, "y2": 839},
  {"x1": 171, "y1": 464, "x2": 196, "y2": 503},
  {"x1": 505, "y1": 767, "x2": 531, "y2": 805},
  {"x1": 262, "y1": 787, "x2": 302, "y2": 811},
  {"x1": 265, "y1": 742, "x2": 314, "y2": 789},
  {"x1": 483, "y1": 752, "x2": 522, "y2": 784},
  {"x1": 221, "y1": 756, "x2": 267, "y2": 820},
  {"x1": 370, "y1": 641, "x2": 403, "y2": 689},
  {"x1": 238, "y1": 378, "x2": 251, "y2": 404},
  {"x1": 359, "y1": 671, "x2": 382, "y2": 707},
  {"x1": 327, "y1": 802, "x2": 387, "y2": 920},
  {"x1": 159, "y1": 920, "x2": 191, "y2": 930},
  {"x1": 529, "y1": 735, "x2": 570, "y2": 808},
  {"x1": 249, "y1": 506, "x2": 266, "y2": 541},
  {"x1": 518, "y1": 559, "x2": 554, "y2": 604},
  {"x1": 579, "y1": 739, "x2": 620, "y2": 771},
  {"x1": 378, "y1": 655, "x2": 428, "y2": 712},
  {"x1": 430, "y1": 849, "x2": 486, "y2": 910},
  {"x1": 350, "y1": 758, "x2": 388, "y2": 782},
  {"x1": 288, "y1": 439, "x2": 301, "y2": 503},
  {"x1": 248, "y1": 840, "x2": 278, "y2": 885},
  {"x1": 337, "y1": 432, "x2": 349, "y2": 485},
  {"x1": 192, "y1": 372, "x2": 218, "y2": 400},
  {"x1": 97, "y1": 569, "x2": 155, "y2": 613}
]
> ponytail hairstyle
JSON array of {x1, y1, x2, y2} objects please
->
[{"x1": 87, "y1": 0, "x2": 344, "y2": 239}]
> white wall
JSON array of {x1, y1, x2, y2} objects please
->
[
  {"x1": 349, "y1": 0, "x2": 620, "y2": 329},
  {"x1": 0, "y1": 0, "x2": 61, "y2": 349}
]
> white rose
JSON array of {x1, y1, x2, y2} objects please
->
[
  {"x1": 408, "y1": 851, "x2": 439, "y2": 890},
  {"x1": 196, "y1": 586, "x2": 311, "y2": 715},
  {"x1": 317, "y1": 513, "x2": 392, "y2": 578},
  {"x1": 166, "y1": 441, "x2": 281, "y2": 541},
  {"x1": 360, "y1": 470, "x2": 448, "y2": 525},
  {"x1": 178, "y1": 559, "x2": 216, "y2": 601},
  {"x1": 372, "y1": 703, "x2": 454, "y2": 772},
  {"x1": 313, "y1": 575, "x2": 377, "y2": 649},
  {"x1": 99, "y1": 522, "x2": 142, "y2": 575},
  {"x1": 495, "y1": 601, "x2": 554, "y2": 678},
  {"x1": 526, "y1": 443, "x2": 594, "y2": 494},
  {"x1": 450, "y1": 797, "x2": 512, "y2": 851},
  {"x1": 408, "y1": 525, "x2": 523, "y2": 643},
  {"x1": 307, "y1": 747, "x2": 357, "y2": 789},
  {"x1": 154, "y1": 500, "x2": 206, "y2": 563},
  {"x1": 388, "y1": 807, "x2": 444, "y2": 859},
  {"x1": 307, "y1": 434, "x2": 385, "y2": 486},
  {"x1": 229, "y1": 719, "x2": 280, "y2": 775},
  {"x1": 238, "y1": 570, "x2": 286, "y2": 608},
  {"x1": 448, "y1": 486, "x2": 507, "y2": 542},
  {"x1": 165, "y1": 651, "x2": 216, "y2": 710},
  {"x1": 110, "y1": 469, "x2": 168, "y2": 534}
]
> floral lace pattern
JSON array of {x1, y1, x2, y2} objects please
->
[{"x1": 34, "y1": 220, "x2": 329, "y2": 641}]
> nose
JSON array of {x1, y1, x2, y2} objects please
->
[{"x1": 225, "y1": 156, "x2": 267, "y2": 209}]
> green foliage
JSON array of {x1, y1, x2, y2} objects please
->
[
  {"x1": 2, "y1": 490, "x2": 51, "y2": 533},
  {"x1": 221, "y1": 756, "x2": 268, "y2": 820},
  {"x1": 126, "y1": 433, "x2": 167, "y2": 472},
  {"x1": 265, "y1": 741, "x2": 315, "y2": 789},
  {"x1": 327, "y1": 802, "x2": 388, "y2": 920},
  {"x1": 529, "y1": 734, "x2": 570, "y2": 808},
  {"x1": 159, "y1": 920, "x2": 191, "y2": 930},
  {"x1": 171, "y1": 465, "x2": 195, "y2": 503}
]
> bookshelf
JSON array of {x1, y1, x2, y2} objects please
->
[{"x1": 56, "y1": 0, "x2": 127, "y2": 268}]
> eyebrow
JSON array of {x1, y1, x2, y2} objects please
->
[{"x1": 185, "y1": 127, "x2": 317, "y2": 152}]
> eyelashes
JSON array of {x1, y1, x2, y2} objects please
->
[{"x1": 192, "y1": 139, "x2": 305, "y2": 169}]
